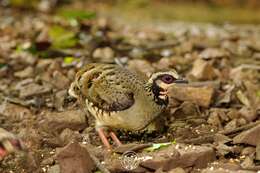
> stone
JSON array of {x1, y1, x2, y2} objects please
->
[
  {"x1": 14, "y1": 66, "x2": 34, "y2": 78},
  {"x1": 207, "y1": 111, "x2": 222, "y2": 127},
  {"x1": 256, "y1": 141, "x2": 260, "y2": 161},
  {"x1": 59, "y1": 128, "x2": 81, "y2": 146},
  {"x1": 140, "y1": 144, "x2": 216, "y2": 171},
  {"x1": 199, "y1": 48, "x2": 229, "y2": 60},
  {"x1": 168, "y1": 167, "x2": 186, "y2": 173},
  {"x1": 189, "y1": 58, "x2": 217, "y2": 80},
  {"x1": 47, "y1": 165, "x2": 60, "y2": 173},
  {"x1": 233, "y1": 124, "x2": 260, "y2": 146},
  {"x1": 57, "y1": 142, "x2": 95, "y2": 173},
  {"x1": 241, "y1": 147, "x2": 255, "y2": 156},
  {"x1": 54, "y1": 90, "x2": 67, "y2": 111},
  {"x1": 128, "y1": 59, "x2": 155, "y2": 77},
  {"x1": 241, "y1": 156, "x2": 254, "y2": 169},
  {"x1": 239, "y1": 107, "x2": 257, "y2": 122},
  {"x1": 93, "y1": 47, "x2": 114, "y2": 62},
  {"x1": 19, "y1": 83, "x2": 52, "y2": 98},
  {"x1": 0, "y1": 102, "x2": 32, "y2": 121},
  {"x1": 224, "y1": 119, "x2": 238, "y2": 132},
  {"x1": 169, "y1": 85, "x2": 214, "y2": 107},
  {"x1": 51, "y1": 71, "x2": 70, "y2": 89},
  {"x1": 42, "y1": 110, "x2": 87, "y2": 133}
]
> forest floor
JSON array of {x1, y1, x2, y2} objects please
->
[{"x1": 0, "y1": 1, "x2": 260, "y2": 173}]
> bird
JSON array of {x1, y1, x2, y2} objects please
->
[
  {"x1": 0, "y1": 128, "x2": 23, "y2": 160},
  {"x1": 69, "y1": 63, "x2": 187, "y2": 149}
]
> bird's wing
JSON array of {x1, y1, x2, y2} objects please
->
[{"x1": 72, "y1": 63, "x2": 136, "y2": 112}]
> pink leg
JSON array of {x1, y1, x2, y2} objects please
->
[
  {"x1": 110, "y1": 131, "x2": 122, "y2": 146},
  {"x1": 97, "y1": 128, "x2": 111, "y2": 149},
  {"x1": 0, "y1": 147, "x2": 7, "y2": 159}
]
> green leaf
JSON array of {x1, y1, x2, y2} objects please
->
[
  {"x1": 0, "y1": 64, "x2": 6, "y2": 69},
  {"x1": 257, "y1": 90, "x2": 260, "y2": 98},
  {"x1": 144, "y1": 140, "x2": 176, "y2": 152},
  {"x1": 49, "y1": 25, "x2": 78, "y2": 49},
  {"x1": 64, "y1": 56, "x2": 78, "y2": 64},
  {"x1": 16, "y1": 43, "x2": 37, "y2": 54},
  {"x1": 58, "y1": 9, "x2": 96, "y2": 21}
]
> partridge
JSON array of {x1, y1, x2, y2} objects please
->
[
  {"x1": 0, "y1": 128, "x2": 23, "y2": 160},
  {"x1": 69, "y1": 63, "x2": 187, "y2": 148}
]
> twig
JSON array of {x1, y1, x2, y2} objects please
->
[
  {"x1": 235, "y1": 64, "x2": 260, "y2": 70},
  {"x1": 220, "y1": 121, "x2": 260, "y2": 136},
  {"x1": 180, "y1": 134, "x2": 214, "y2": 144}
]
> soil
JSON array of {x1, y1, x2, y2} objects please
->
[{"x1": 0, "y1": 1, "x2": 259, "y2": 173}]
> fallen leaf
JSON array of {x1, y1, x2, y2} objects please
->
[
  {"x1": 144, "y1": 140, "x2": 176, "y2": 152},
  {"x1": 58, "y1": 9, "x2": 96, "y2": 21},
  {"x1": 49, "y1": 25, "x2": 78, "y2": 49},
  {"x1": 63, "y1": 56, "x2": 79, "y2": 65},
  {"x1": 236, "y1": 90, "x2": 250, "y2": 107}
]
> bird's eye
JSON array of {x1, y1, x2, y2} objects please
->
[{"x1": 161, "y1": 74, "x2": 175, "y2": 84}]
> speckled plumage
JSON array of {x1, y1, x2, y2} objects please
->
[{"x1": 69, "y1": 63, "x2": 166, "y2": 131}]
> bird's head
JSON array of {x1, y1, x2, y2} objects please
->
[{"x1": 147, "y1": 70, "x2": 188, "y2": 105}]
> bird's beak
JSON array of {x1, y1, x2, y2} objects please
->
[{"x1": 173, "y1": 78, "x2": 188, "y2": 84}]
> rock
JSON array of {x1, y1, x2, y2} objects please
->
[
  {"x1": 207, "y1": 111, "x2": 222, "y2": 127},
  {"x1": 241, "y1": 147, "x2": 255, "y2": 156},
  {"x1": 19, "y1": 82, "x2": 52, "y2": 98},
  {"x1": 10, "y1": 51, "x2": 37, "y2": 65},
  {"x1": 239, "y1": 107, "x2": 257, "y2": 122},
  {"x1": 54, "y1": 90, "x2": 67, "y2": 111},
  {"x1": 214, "y1": 133, "x2": 232, "y2": 144},
  {"x1": 256, "y1": 141, "x2": 260, "y2": 161},
  {"x1": 236, "y1": 90, "x2": 250, "y2": 107},
  {"x1": 226, "y1": 109, "x2": 240, "y2": 120},
  {"x1": 93, "y1": 47, "x2": 114, "y2": 62},
  {"x1": 224, "y1": 119, "x2": 238, "y2": 132},
  {"x1": 57, "y1": 142, "x2": 95, "y2": 173},
  {"x1": 215, "y1": 143, "x2": 235, "y2": 156},
  {"x1": 0, "y1": 102, "x2": 32, "y2": 121},
  {"x1": 189, "y1": 58, "x2": 217, "y2": 80},
  {"x1": 199, "y1": 48, "x2": 229, "y2": 60},
  {"x1": 128, "y1": 59, "x2": 155, "y2": 77},
  {"x1": 168, "y1": 167, "x2": 186, "y2": 173},
  {"x1": 105, "y1": 143, "x2": 215, "y2": 172},
  {"x1": 114, "y1": 143, "x2": 152, "y2": 154},
  {"x1": 169, "y1": 85, "x2": 214, "y2": 107},
  {"x1": 14, "y1": 66, "x2": 34, "y2": 78},
  {"x1": 233, "y1": 124, "x2": 260, "y2": 146},
  {"x1": 241, "y1": 156, "x2": 254, "y2": 169},
  {"x1": 47, "y1": 165, "x2": 60, "y2": 173},
  {"x1": 141, "y1": 144, "x2": 216, "y2": 171},
  {"x1": 51, "y1": 71, "x2": 70, "y2": 89},
  {"x1": 59, "y1": 128, "x2": 81, "y2": 146},
  {"x1": 42, "y1": 110, "x2": 87, "y2": 133}
]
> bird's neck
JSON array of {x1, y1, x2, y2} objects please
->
[{"x1": 145, "y1": 82, "x2": 168, "y2": 106}]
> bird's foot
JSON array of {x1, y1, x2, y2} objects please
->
[
  {"x1": 0, "y1": 128, "x2": 23, "y2": 160},
  {"x1": 97, "y1": 128, "x2": 122, "y2": 149},
  {"x1": 109, "y1": 131, "x2": 122, "y2": 146}
]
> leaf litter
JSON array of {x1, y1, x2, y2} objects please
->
[{"x1": 0, "y1": 1, "x2": 260, "y2": 173}]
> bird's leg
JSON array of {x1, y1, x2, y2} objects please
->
[
  {"x1": 97, "y1": 128, "x2": 111, "y2": 149},
  {"x1": 0, "y1": 128, "x2": 23, "y2": 160},
  {"x1": 0, "y1": 147, "x2": 8, "y2": 159},
  {"x1": 109, "y1": 131, "x2": 122, "y2": 146},
  {"x1": 0, "y1": 138, "x2": 23, "y2": 160}
]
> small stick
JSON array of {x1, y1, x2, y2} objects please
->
[{"x1": 220, "y1": 121, "x2": 260, "y2": 136}]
